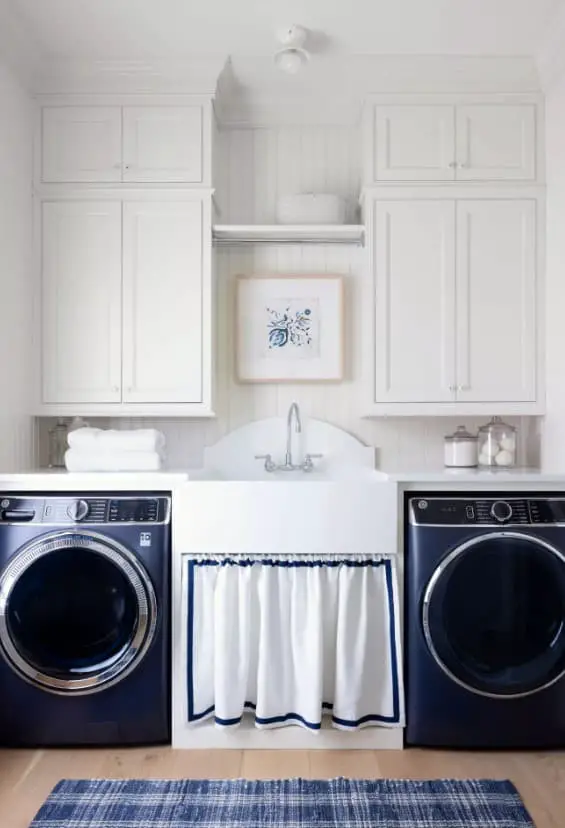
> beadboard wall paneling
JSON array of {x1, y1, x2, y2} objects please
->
[
  {"x1": 0, "y1": 63, "x2": 36, "y2": 471},
  {"x1": 41, "y1": 124, "x2": 537, "y2": 472}
]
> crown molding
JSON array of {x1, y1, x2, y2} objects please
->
[
  {"x1": 215, "y1": 54, "x2": 540, "y2": 127},
  {"x1": 33, "y1": 56, "x2": 228, "y2": 95},
  {"x1": 0, "y1": 0, "x2": 42, "y2": 87}
]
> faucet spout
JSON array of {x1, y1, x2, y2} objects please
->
[{"x1": 285, "y1": 402, "x2": 302, "y2": 467}]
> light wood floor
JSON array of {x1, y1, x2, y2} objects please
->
[{"x1": 1, "y1": 747, "x2": 564, "y2": 827}]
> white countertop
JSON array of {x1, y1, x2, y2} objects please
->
[
  {"x1": 384, "y1": 468, "x2": 565, "y2": 484},
  {"x1": 0, "y1": 470, "x2": 190, "y2": 491}
]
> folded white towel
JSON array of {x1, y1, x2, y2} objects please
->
[
  {"x1": 64, "y1": 449, "x2": 163, "y2": 472},
  {"x1": 68, "y1": 427, "x2": 165, "y2": 453}
]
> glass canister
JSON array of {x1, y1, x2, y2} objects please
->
[
  {"x1": 48, "y1": 419, "x2": 69, "y2": 468},
  {"x1": 477, "y1": 416, "x2": 517, "y2": 468},
  {"x1": 444, "y1": 425, "x2": 478, "y2": 468}
]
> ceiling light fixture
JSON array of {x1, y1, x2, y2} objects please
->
[{"x1": 274, "y1": 25, "x2": 310, "y2": 74}]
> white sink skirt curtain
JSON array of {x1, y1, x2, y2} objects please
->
[{"x1": 185, "y1": 555, "x2": 404, "y2": 731}]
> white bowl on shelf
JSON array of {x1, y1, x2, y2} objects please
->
[{"x1": 276, "y1": 193, "x2": 347, "y2": 225}]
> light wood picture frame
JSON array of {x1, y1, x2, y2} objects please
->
[{"x1": 235, "y1": 274, "x2": 345, "y2": 383}]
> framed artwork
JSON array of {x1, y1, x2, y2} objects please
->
[{"x1": 235, "y1": 274, "x2": 344, "y2": 383}]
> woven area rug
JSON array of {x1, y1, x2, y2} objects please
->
[{"x1": 30, "y1": 777, "x2": 534, "y2": 827}]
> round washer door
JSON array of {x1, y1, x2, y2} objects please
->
[
  {"x1": 423, "y1": 532, "x2": 565, "y2": 698},
  {"x1": 0, "y1": 531, "x2": 157, "y2": 695}
]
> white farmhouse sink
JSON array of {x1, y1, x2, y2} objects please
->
[
  {"x1": 174, "y1": 415, "x2": 395, "y2": 557},
  {"x1": 189, "y1": 467, "x2": 388, "y2": 482}
]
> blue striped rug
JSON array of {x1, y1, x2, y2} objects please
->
[{"x1": 30, "y1": 777, "x2": 534, "y2": 827}]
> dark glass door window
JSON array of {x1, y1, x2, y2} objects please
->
[
  {"x1": 425, "y1": 535, "x2": 565, "y2": 696},
  {"x1": 6, "y1": 547, "x2": 139, "y2": 678}
]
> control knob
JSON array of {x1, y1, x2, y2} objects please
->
[
  {"x1": 67, "y1": 500, "x2": 89, "y2": 522},
  {"x1": 490, "y1": 500, "x2": 513, "y2": 523}
]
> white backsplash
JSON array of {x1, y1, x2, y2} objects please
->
[{"x1": 37, "y1": 123, "x2": 540, "y2": 472}]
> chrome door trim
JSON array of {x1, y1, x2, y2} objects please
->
[
  {"x1": 422, "y1": 531, "x2": 565, "y2": 699},
  {"x1": 0, "y1": 530, "x2": 157, "y2": 696}
]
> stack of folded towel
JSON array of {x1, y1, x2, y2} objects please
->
[{"x1": 65, "y1": 428, "x2": 165, "y2": 472}]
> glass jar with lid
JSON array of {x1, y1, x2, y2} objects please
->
[
  {"x1": 444, "y1": 425, "x2": 478, "y2": 468},
  {"x1": 477, "y1": 416, "x2": 517, "y2": 468}
]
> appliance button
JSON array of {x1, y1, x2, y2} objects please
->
[
  {"x1": 418, "y1": 500, "x2": 428, "y2": 510},
  {"x1": 67, "y1": 500, "x2": 89, "y2": 522},
  {"x1": 490, "y1": 501, "x2": 513, "y2": 523},
  {"x1": 465, "y1": 505, "x2": 475, "y2": 520}
]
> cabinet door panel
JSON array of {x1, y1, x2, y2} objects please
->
[
  {"x1": 122, "y1": 201, "x2": 204, "y2": 403},
  {"x1": 42, "y1": 202, "x2": 122, "y2": 403},
  {"x1": 456, "y1": 200, "x2": 536, "y2": 402},
  {"x1": 42, "y1": 107, "x2": 122, "y2": 183},
  {"x1": 374, "y1": 200, "x2": 456, "y2": 403},
  {"x1": 456, "y1": 105, "x2": 536, "y2": 181},
  {"x1": 122, "y1": 107, "x2": 203, "y2": 182},
  {"x1": 374, "y1": 106, "x2": 455, "y2": 181}
]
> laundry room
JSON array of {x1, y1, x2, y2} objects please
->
[{"x1": 1, "y1": 0, "x2": 565, "y2": 826}]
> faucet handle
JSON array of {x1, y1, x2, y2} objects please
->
[
  {"x1": 302, "y1": 453, "x2": 323, "y2": 472},
  {"x1": 254, "y1": 454, "x2": 276, "y2": 473}
]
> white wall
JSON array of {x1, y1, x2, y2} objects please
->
[
  {"x1": 542, "y1": 70, "x2": 565, "y2": 471},
  {"x1": 0, "y1": 62, "x2": 35, "y2": 470},
  {"x1": 102, "y1": 124, "x2": 530, "y2": 472}
]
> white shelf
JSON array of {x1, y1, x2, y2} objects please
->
[{"x1": 212, "y1": 224, "x2": 365, "y2": 246}]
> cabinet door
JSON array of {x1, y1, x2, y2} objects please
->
[
  {"x1": 374, "y1": 106, "x2": 455, "y2": 181},
  {"x1": 42, "y1": 202, "x2": 122, "y2": 403},
  {"x1": 122, "y1": 201, "x2": 204, "y2": 403},
  {"x1": 455, "y1": 105, "x2": 536, "y2": 180},
  {"x1": 42, "y1": 107, "x2": 122, "y2": 183},
  {"x1": 122, "y1": 107, "x2": 203, "y2": 183},
  {"x1": 374, "y1": 200, "x2": 456, "y2": 403},
  {"x1": 455, "y1": 200, "x2": 536, "y2": 402}
]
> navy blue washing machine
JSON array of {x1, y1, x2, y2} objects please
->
[
  {"x1": 0, "y1": 492, "x2": 171, "y2": 746},
  {"x1": 405, "y1": 493, "x2": 565, "y2": 748}
]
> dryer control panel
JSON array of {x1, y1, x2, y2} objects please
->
[
  {"x1": 409, "y1": 497, "x2": 565, "y2": 526},
  {"x1": 0, "y1": 495, "x2": 171, "y2": 525}
]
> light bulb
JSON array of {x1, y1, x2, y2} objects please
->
[{"x1": 274, "y1": 48, "x2": 308, "y2": 74}]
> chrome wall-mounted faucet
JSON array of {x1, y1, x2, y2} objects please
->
[
  {"x1": 254, "y1": 402, "x2": 323, "y2": 474},
  {"x1": 285, "y1": 402, "x2": 302, "y2": 468}
]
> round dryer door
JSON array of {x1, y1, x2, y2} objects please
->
[
  {"x1": 0, "y1": 531, "x2": 157, "y2": 695},
  {"x1": 423, "y1": 532, "x2": 565, "y2": 698}
]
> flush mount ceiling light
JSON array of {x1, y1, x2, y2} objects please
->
[{"x1": 274, "y1": 25, "x2": 310, "y2": 74}]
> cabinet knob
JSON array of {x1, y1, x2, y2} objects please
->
[
  {"x1": 456, "y1": 162, "x2": 468, "y2": 169},
  {"x1": 448, "y1": 161, "x2": 457, "y2": 169},
  {"x1": 112, "y1": 385, "x2": 119, "y2": 392}
]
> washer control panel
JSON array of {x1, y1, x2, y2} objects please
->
[
  {"x1": 0, "y1": 495, "x2": 170, "y2": 525},
  {"x1": 409, "y1": 497, "x2": 565, "y2": 526}
]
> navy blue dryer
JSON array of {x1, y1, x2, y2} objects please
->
[
  {"x1": 405, "y1": 494, "x2": 565, "y2": 748},
  {"x1": 0, "y1": 492, "x2": 171, "y2": 746}
]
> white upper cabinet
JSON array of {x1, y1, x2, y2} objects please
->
[
  {"x1": 455, "y1": 200, "x2": 536, "y2": 402},
  {"x1": 41, "y1": 201, "x2": 122, "y2": 403},
  {"x1": 374, "y1": 106, "x2": 455, "y2": 181},
  {"x1": 374, "y1": 200, "x2": 456, "y2": 402},
  {"x1": 369, "y1": 195, "x2": 539, "y2": 412},
  {"x1": 122, "y1": 107, "x2": 203, "y2": 183},
  {"x1": 122, "y1": 201, "x2": 205, "y2": 404},
  {"x1": 369, "y1": 100, "x2": 538, "y2": 183},
  {"x1": 455, "y1": 105, "x2": 536, "y2": 181},
  {"x1": 42, "y1": 107, "x2": 122, "y2": 183},
  {"x1": 41, "y1": 104, "x2": 206, "y2": 184}
]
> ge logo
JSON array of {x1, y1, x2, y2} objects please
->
[
  {"x1": 140, "y1": 532, "x2": 152, "y2": 547},
  {"x1": 418, "y1": 500, "x2": 428, "y2": 510}
]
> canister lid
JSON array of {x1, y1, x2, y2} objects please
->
[{"x1": 445, "y1": 425, "x2": 477, "y2": 442}]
